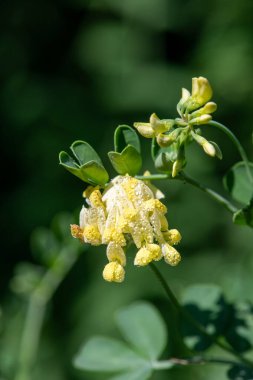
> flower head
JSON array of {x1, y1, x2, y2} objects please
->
[{"x1": 71, "y1": 175, "x2": 182, "y2": 283}]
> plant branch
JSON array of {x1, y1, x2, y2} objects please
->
[
  {"x1": 14, "y1": 246, "x2": 80, "y2": 380},
  {"x1": 177, "y1": 172, "x2": 237, "y2": 213},
  {"x1": 136, "y1": 172, "x2": 237, "y2": 213},
  {"x1": 152, "y1": 355, "x2": 240, "y2": 370},
  {"x1": 208, "y1": 120, "x2": 253, "y2": 184},
  {"x1": 149, "y1": 262, "x2": 253, "y2": 369}
]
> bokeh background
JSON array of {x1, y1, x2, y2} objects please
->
[{"x1": 1, "y1": 0, "x2": 253, "y2": 379}]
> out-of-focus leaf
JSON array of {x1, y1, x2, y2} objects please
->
[
  {"x1": 30, "y1": 227, "x2": 60, "y2": 266},
  {"x1": 10, "y1": 263, "x2": 44, "y2": 295},
  {"x1": 223, "y1": 162, "x2": 253, "y2": 204},
  {"x1": 227, "y1": 365, "x2": 253, "y2": 380},
  {"x1": 224, "y1": 302, "x2": 253, "y2": 353},
  {"x1": 108, "y1": 146, "x2": 142, "y2": 176},
  {"x1": 181, "y1": 284, "x2": 228, "y2": 351},
  {"x1": 109, "y1": 366, "x2": 152, "y2": 380},
  {"x1": 115, "y1": 301, "x2": 167, "y2": 360},
  {"x1": 233, "y1": 199, "x2": 253, "y2": 228},
  {"x1": 73, "y1": 336, "x2": 148, "y2": 372},
  {"x1": 182, "y1": 285, "x2": 253, "y2": 353}
]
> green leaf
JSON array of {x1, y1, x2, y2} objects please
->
[
  {"x1": 59, "y1": 150, "x2": 109, "y2": 186},
  {"x1": 151, "y1": 138, "x2": 178, "y2": 173},
  {"x1": 115, "y1": 301, "x2": 167, "y2": 361},
  {"x1": 223, "y1": 161, "x2": 253, "y2": 204},
  {"x1": 114, "y1": 125, "x2": 141, "y2": 153},
  {"x1": 227, "y1": 365, "x2": 253, "y2": 380},
  {"x1": 233, "y1": 199, "x2": 253, "y2": 228},
  {"x1": 109, "y1": 366, "x2": 152, "y2": 380},
  {"x1": 80, "y1": 161, "x2": 109, "y2": 185},
  {"x1": 108, "y1": 145, "x2": 142, "y2": 176},
  {"x1": 70, "y1": 140, "x2": 102, "y2": 165},
  {"x1": 73, "y1": 336, "x2": 148, "y2": 372}
]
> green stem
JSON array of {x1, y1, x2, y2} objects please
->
[
  {"x1": 149, "y1": 263, "x2": 253, "y2": 369},
  {"x1": 208, "y1": 120, "x2": 253, "y2": 184},
  {"x1": 136, "y1": 173, "x2": 237, "y2": 213},
  {"x1": 152, "y1": 355, "x2": 240, "y2": 370},
  {"x1": 178, "y1": 172, "x2": 237, "y2": 213},
  {"x1": 14, "y1": 246, "x2": 80, "y2": 380},
  {"x1": 136, "y1": 174, "x2": 169, "y2": 181}
]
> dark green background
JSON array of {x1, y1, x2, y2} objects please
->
[{"x1": 1, "y1": 0, "x2": 253, "y2": 379}]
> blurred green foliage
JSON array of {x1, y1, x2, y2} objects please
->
[{"x1": 1, "y1": 0, "x2": 253, "y2": 379}]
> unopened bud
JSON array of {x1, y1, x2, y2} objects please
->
[
  {"x1": 133, "y1": 123, "x2": 155, "y2": 138},
  {"x1": 190, "y1": 102, "x2": 217, "y2": 119},
  {"x1": 103, "y1": 262, "x2": 125, "y2": 283},
  {"x1": 162, "y1": 244, "x2": 181, "y2": 266},
  {"x1": 172, "y1": 159, "x2": 183, "y2": 178},
  {"x1": 150, "y1": 113, "x2": 170, "y2": 135},
  {"x1": 189, "y1": 114, "x2": 212, "y2": 126},
  {"x1": 192, "y1": 76, "x2": 213, "y2": 104},
  {"x1": 203, "y1": 141, "x2": 216, "y2": 157},
  {"x1": 203, "y1": 102, "x2": 217, "y2": 114}
]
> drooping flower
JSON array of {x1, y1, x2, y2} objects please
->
[{"x1": 71, "y1": 175, "x2": 181, "y2": 283}]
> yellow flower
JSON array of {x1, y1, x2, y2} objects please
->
[
  {"x1": 72, "y1": 175, "x2": 182, "y2": 282},
  {"x1": 134, "y1": 113, "x2": 174, "y2": 139}
]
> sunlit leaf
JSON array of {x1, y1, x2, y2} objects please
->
[
  {"x1": 109, "y1": 366, "x2": 152, "y2": 380},
  {"x1": 115, "y1": 301, "x2": 167, "y2": 360},
  {"x1": 70, "y1": 140, "x2": 102, "y2": 166},
  {"x1": 108, "y1": 145, "x2": 142, "y2": 176},
  {"x1": 73, "y1": 336, "x2": 148, "y2": 372}
]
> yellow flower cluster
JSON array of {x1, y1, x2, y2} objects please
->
[{"x1": 71, "y1": 175, "x2": 181, "y2": 283}]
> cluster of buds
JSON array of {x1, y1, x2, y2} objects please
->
[
  {"x1": 71, "y1": 175, "x2": 181, "y2": 283},
  {"x1": 134, "y1": 77, "x2": 222, "y2": 177}
]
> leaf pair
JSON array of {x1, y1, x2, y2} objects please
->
[
  {"x1": 223, "y1": 162, "x2": 253, "y2": 228},
  {"x1": 59, "y1": 126, "x2": 142, "y2": 186},
  {"x1": 73, "y1": 302, "x2": 168, "y2": 380},
  {"x1": 108, "y1": 125, "x2": 142, "y2": 177},
  {"x1": 59, "y1": 141, "x2": 109, "y2": 186}
]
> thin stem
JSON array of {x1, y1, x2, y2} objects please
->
[
  {"x1": 152, "y1": 355, "x2": 240, "y2": 370},
  {"x1": 14, "y1": 246, "x2": 80, "y2": 380},
  {"x1": 136, "y1": 172, "x2": 237, "y2": 213},
  {"x1": 178, "y1": 172, "x2": 237, "y2": 213},
  {"x1": 136, "y1": 174, "x2": 169, "y2": 181},
  {"x1": 149, "y1": 263, "x2": 253, "y2": 369},
  {"x1": 208, "y1": 120, "x2": 253, "y2": 184}
]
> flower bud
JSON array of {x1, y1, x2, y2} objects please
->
[
  {"x1": 133, "y1": 123, "x2": 155, "y2": 138},
  {"x1": 172, "y1": 159, "x2": 183, "y2": 178},
  {"x1": 191, "y1": 131, "x2": 216, "y2": 157},
  {"x1": 190, "y1": 102, "x2": 217, "y2": 119},
  {"x1": 106, "y1": 242, "x2": 126, "y2": 266},
  {"x1": 134, "y1": 244, "x2": 162, "y2": 266},
  {"x1": 202, "y1": 141, "x2": 216, "y2": 157},
  {"x1": 157, "y1": 128, "x2": 183, "y2": 147},
  {"x1": 192, "y1": 76, "x2": 212, "y2": 104},
  {"x1": 103, "y1": 262, "x2": 125, "y2": 283},
  {"x1": 163, "y1": 229, "x2": 182, "y2": 245},
  {"x1": 162, "y1": 244, "x2": 181, "y2": 266},
  {"x1": 189, "y1": 114, "x2": 212, "y2": 126}
]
